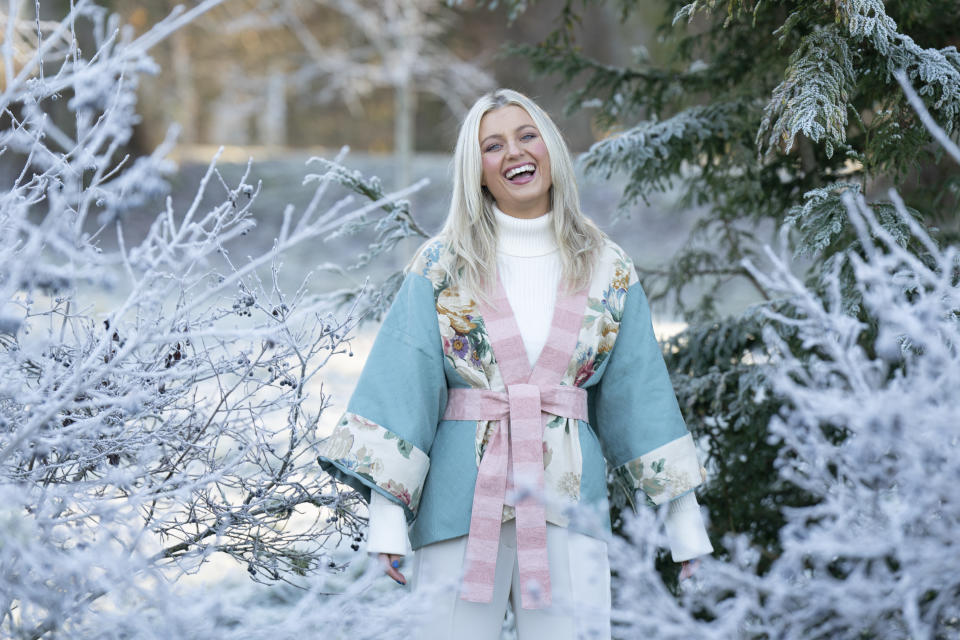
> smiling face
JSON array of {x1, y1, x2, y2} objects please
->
[{"x1": 478, "y1": 104, "x2": 552, "y2": 219}]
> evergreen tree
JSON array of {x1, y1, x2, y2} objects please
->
[{"x1": 477, "y1": 0, "x2": 960, "y2": 579}]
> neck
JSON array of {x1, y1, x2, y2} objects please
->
[{"x1": 493, "y1": 205, "x2": 558, "y2": 257}]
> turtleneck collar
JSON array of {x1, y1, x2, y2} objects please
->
[{"x1": 493, "y1": 205, "x2": 559, "y2": 257}]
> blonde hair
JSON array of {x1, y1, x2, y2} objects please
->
[{"x1": 408, "y1": 89, "x2": 604, "y2": 303}]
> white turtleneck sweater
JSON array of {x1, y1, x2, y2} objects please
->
[{"x1": 366, "y1": 206, "x2": 713, "y2": 562}]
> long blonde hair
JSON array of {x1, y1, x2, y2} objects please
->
[{"x1": 409, "y1": 89, "x2": 604, "y2": 303}]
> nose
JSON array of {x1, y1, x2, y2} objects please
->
[{"x1": 505, "y1": 137, "x2": 522, "y2": 157}]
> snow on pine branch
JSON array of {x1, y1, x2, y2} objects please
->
[
  {"x1": 677, "y1": 0, "x2": 960, "y2": 157},
  {"x1": 833, "y1": 0, "x2": 960, "y2": 133},
  {"x1": 579, "y1": 102, "x2": 738, "y2": 210},
  {"x1": 834, "y1": 0, "x2": 960, "y2": 127},
  {"x1": 757, "y1": 26, "x2": 855, "y2": 159},
  {"x1": 895, "y1": 69, "x2": 960, "y2": 165},
  {"x1": 0, "y1": 2, "x2": 432, "y2": 637},
  {"x1": 784, "y1": 181, "x2": 921, "y2": 312}
]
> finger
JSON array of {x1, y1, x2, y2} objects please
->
[
  {"x1": 379, "y1": 553, "x2": 407, "y2": 585},
  {"x1": 679, "y1": 559, "x2": 700, "y2": 581},
  {"x1": 689, "y1": 558, "x2": 701, "y2": 577}
]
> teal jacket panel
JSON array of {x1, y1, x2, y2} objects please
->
[{"x1": 317, "y1": 272, "x2": 447, "y2": 522}]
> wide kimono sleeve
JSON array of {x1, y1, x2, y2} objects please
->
[
  {"x1": 590, "y1": 278, "x2": 705, "y2": 508},
  {"x1": 317, "y1": 271, "x2": 447, "y2": 523}
]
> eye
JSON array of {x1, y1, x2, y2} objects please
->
[
  {"x1": 484, "y1": 142, "x2": 502, "y2": 152},
  {"x1": 521, "y1": 132, "x2": 537, "y2": 141}
]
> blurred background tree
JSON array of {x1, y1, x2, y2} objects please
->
[
  {"x1": 239, "y1": 0, "x2": 496, "y2": 189},
  {"x1": 98, "y1": 0, "x2": 637, "y2": 158}
]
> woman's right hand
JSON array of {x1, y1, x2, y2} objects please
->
[
  {"x1": 378, "y1": 553, "x2": 407, "y2": 585},
  {"x1": 679, "y1": 559, "x2": 700, "y2": 581}
]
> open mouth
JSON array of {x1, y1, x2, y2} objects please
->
[{"x1": 504, "y1": 163, "x2": 536, "y2": 184}]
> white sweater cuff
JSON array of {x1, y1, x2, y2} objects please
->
[
  {"x1": 664, "y1": 492, "x2": 713, "y2": 562},
  {"x1": 366, "y1": 491, "x2": 411, "y2": 556}
]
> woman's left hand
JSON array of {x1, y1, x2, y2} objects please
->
[{"x1": 679, "y1": 559, "x2": 700, "y2": 581}]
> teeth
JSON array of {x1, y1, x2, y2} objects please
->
[{"x1": 505, "y1": 164, "x2": 535, "y2": 179}]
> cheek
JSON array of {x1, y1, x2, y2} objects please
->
[
  {"x1": 481, "y1": 156, "x2": 501, "y2": 183},
  {"x1": 531, "y1": 142, "x2": 551, "y2": 182},
  {"x1": 530, "y1": 140, "x2": 549, "y2": 161}
]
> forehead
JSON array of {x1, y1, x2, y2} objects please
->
[{"x1": 478, "y1": 105, "x2": 538, "y2": 139}]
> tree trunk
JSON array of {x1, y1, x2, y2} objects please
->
[
  {"x1": 171, "y1": 29, "x2": 197, "y2": 144},
  {"x1": 210, "y1": 65, "x2": 250, "y2": 145},
  {"x1": 259, "y1": 64, "x2": 287, "y2": 146},
  {"x1": 394, "y1": 77, "x2": 416, "y2": 190}
]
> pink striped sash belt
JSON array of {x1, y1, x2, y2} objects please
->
[{"x1": 443, "y1": 383, "x2": 589, "y2": 610}]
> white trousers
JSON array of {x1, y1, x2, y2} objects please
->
[{"x1": 410, "y1": 519, "x2": 611, "y2": 640}]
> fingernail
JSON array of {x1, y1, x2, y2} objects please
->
[
  {"x1": 394, "y1": 578, "x2": 405, "y2": 585},
  {"x1": 391, "y1": 560, "x2": 400, "y2": 569}
]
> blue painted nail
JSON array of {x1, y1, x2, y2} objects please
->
[
  {"x1": 391, "y1": 560, "x2": 400, "y2": 569},
  {"x1": 394, "y1": 578, "x2": 405, "y2": 585}
]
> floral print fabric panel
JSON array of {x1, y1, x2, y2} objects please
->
[
  {"x1": 414, "y1": 239, "x2": 503, "y2": 393},
  {"x1": 611, "y1": 433, "x2": 704, "y2": 507},
  {"x1": 318, "y1": 411, "x2": 430, "y2": 513},
  {"x1": 565, "y1": 242, "x2": 639, "y2": 387},
  {"x1": 436, "y1": 285, "x2": 499, "y2": 390},
  {"x1": 541, "y1": 415, "x2": 583, "y2": 526}
]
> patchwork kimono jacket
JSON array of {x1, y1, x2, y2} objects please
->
[{"x1": 318, "y1": 235, "x2": 705, "y2": 607}]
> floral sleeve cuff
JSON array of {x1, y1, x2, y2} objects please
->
[
  {"x1": 318, "y1": 411, "x2": 430, "y2": 520},
  {"x1": 612, "y1": 433, "x2": 705, "y2": 507}
]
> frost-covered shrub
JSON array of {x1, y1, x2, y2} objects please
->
[
  {"x1": 741, "y1": 194, "x2": 959, "y2": 640},
  {"x1": 607, "y1": 138, "x2": 960, "y2": 640},
  {"x1": 0, "y1": 2, "x2": 427, "y2": 637}
]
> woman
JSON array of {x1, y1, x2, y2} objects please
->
[{"x1": 318, "y1": 89, "x2": 712, "y2": 639}]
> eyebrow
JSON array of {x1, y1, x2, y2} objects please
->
[{"x1": 480, "y1": 124, "x2": 538, "y2": 147}]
